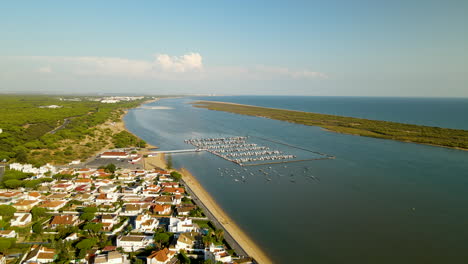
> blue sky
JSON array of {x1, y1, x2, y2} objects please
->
[{"x1": 0, "y1": 1, "x2": 467, "y2": 96}]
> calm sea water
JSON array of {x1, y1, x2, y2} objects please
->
[{"x1": 124, "y1": 96, "x2": 468, "y2": 264}]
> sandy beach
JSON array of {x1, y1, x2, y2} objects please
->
[
  {"x1": 143, "y1": 153, "x2": 167, "y2": 170},
  {"x1": 180, "y1": 168, "x2": 273, "y2": 264}
]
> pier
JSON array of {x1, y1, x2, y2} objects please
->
[{"x1": 148, "y1": 149, "x2": 204, "y2": 156}]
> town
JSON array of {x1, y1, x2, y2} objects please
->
[{"x1": 0, "y1": 151, "x2": 251, "y2": 264}]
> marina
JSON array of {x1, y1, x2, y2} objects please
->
[{"x1": 184, "y1": 136, "x2": 333, "y2": 166}]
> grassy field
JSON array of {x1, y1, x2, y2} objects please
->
[
  {"x1": 192, "y1": 101, "x2": 468, "y2": 151},
  {"x1": 0, "y1": 95, "x2": 149, "y2": 165}
]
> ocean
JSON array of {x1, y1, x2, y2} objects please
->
[{"x1": 124, "y1": 96, "x2": 468, "y2": 264}]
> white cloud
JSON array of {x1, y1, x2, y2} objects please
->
[
  {"x1": 9, "y1": 53, "x2": 327, "y2": 81},
  {"x1": 155, "y1": 53, "x2": 203, "y2": 72}
]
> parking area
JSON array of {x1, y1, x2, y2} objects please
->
[{"x1": 83, "y1": 157, "x2": 144, "y2": 170}]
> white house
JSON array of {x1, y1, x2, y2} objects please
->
[
  {"x1": 10, "y1": 213, "x2": 32, "y2": 227},
  {"x1": 135, "y1": 214, "x2": 159, "y2": 233},
  {"x1": 116, "y1": 235, "x2": 153, "y2": 252},
  {"x1": 0, "y1": 230, "x2": 17, "y2": 238},
  {"x1": 204, "y1": 243, "x2": 232, "y2": 263},
  {"x1": 94, "y1": 251, "x2": 129, "y2": 264},
  {"x1": 23, "y1": 245, "x2": 56, "y2": 264},
  {"x1": 168, "y1": 217, "x2": 197, "y2": 233}
]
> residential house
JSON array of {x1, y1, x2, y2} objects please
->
[
  {"x1": 94, "y1": 251, "x2": 129, "y2": 264},
  {"x1": 39, "y1": 200, "x2": 67, "y2": 211},
  {"x1": 161, "y1": 187, "x2": 184, "y2": 195},
  {"x1": 116, "y1": 235, "x2": 152, "y2": 252},
  {"x1": 160, "y1": 182, "x2": 179, "y2": 188},
  {"x1": 204, "y1": 243, "x2": 232, "y2": 264},
  {"x1": 51, "y1": 183, "x2": 74, "y2": 192},
  {"x1": 147, "y1": 248, "x2": 175, "y2": 264},
  {"x1": 123, "y1": 204, "x2": 143, "y2": 215},
  {"x1": 135, "y1": 214, "x2": 159, "y2": 233},
  {"x1": 23, "y1": 245, "x2": 56, "y2": 264},
  {"x1": 47, "y1": 193, "x2": 70, "y2": 200},
  {"x1": 12, "y1": 200, "x2": 40, "y2": 211},
  {"x1": 174, "y1": 232, "x2": 204, "y2": 253},
  {"x1": 10, "y1": 213, "x2": 32, "y2": 226},
  {"x1": 95, "y1": 193, "x2": 117, "y2": 205},
  {"x1": 168, "y1": 217, "x2": 197, "y2": 233},
  {"x1": 154, "y1": 196, "x2": 173, "y2": 205},
  {"x1": 101, "y1": 215, "x2": 119, "y2": 231},
  {"x1": 176, "y1": 204, "x2": 197, "y2": 216},
  {"x1": 0, "y1": 191, "x2": 23, "y2": 204},
  {"x1": 0, "y1": 230, "x2": 17, "y2": 238},
  {"x1": 152, "y1": 204, "x2": 171, "y2": 215},
  {"x1": 49, "y1": 215, "x2": 79, "y2": 228},
  {"x1": 64, "y1": 233, "x2": 79, "y2": 241}
]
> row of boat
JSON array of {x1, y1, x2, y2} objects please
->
[{"x1": 185, "y1": 136, "x2": 296, "y2": 166}]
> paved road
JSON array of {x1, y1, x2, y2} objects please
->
[{"x1": 180, "y1": 179, "x2": 252, "y2": 261}]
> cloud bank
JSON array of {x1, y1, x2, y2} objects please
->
[{"x1": 8, "y1": 53, "x2": 327, "y2": 81}]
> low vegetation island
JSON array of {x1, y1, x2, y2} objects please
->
[{"x1": 192, "y1": 101, "x2": 468, "y2": 151}]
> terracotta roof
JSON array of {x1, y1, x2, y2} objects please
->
[
  {"x1": 162, "y1": 187, "x2": 185, "y2": 194},
  {"x1": 40, "y1": 200, "x2": 66, "y2": 208},
  {"x1": 155, "y1": 196, "x2": 172, "y2": 203},
  {"x1": 13, "y1": 200, "x2": 37, "y2": 206},
  {"x1": 102, "y1": 246, "x2": 117, "y2": 252},
  {"x1": 148, "y1": 248, "x2": 174, "y2": 262},
  {"x1": 28, "y1": 192, "x2": 41, "y2": 198},
  {"x1": 37, "y1": 252, "x2": 55, "y2": 260},
  {"x1": 0, "y1": 192, "x2": 22, "y2": 197},
  {"x1": 50, "y1": 215, "x2": 76, "y2": 225},
  {"x1": 153, "y1": 204, "x2": 171, "y2": 213},
  {"x1": 101, "y1": 152, "x2": 128, "y2": 156}
]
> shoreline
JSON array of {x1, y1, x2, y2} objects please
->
[
  {"x1": 193, "y1": 100, "x2": 468, "y2": 152},
  {"x1": 123, "y1": 98, "x2": 272, "y2": 262},
  {"x1": 179, "y1": 168, "x2": 273, "y2": 264}
]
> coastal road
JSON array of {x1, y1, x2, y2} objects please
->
[{"x1": 180, "y1": 178, "x2": 252, "y2": 262}]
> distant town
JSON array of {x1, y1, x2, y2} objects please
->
[{"x1": 0, "y1": 149, "x2": 252, "y2": 264}]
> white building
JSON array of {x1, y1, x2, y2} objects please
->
[
  {"x1": 168, "y1": 217, "x2": 197, "y2": 233},
  {"x1": 94, "y1": 251, "x2": 129, "y2": 264},
  {"x1": 116, "y1": 235, "x2": 153, "y2": 252},
  {"x1": 204, "y1": 243, "x2": 232, "y2": 263},
  {"x1": 10, "y1": 213, "x2": 32, "y2": 227},
  {"x1": 135, "y1": 214, "x2": 159, "y2": 233}
]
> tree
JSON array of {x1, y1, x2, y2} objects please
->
[
  {"x1": 32, "y1": 222, "x2": 43, "y2": 235},
  {"x1": 105, "y1": 163, "x2": 116, "y2": 173},
  {"x1": 82, "y1": 207, "x2": 98, "y2": 214},
  {"x1": 79, "y1": 213, "x2": 95, "y2": 222},
  {"x1": 31, "y1": 206, "x2": 48, "y2": 220},
  {"x1": 214, "y1": 229, "x2": 224, "y2": 243},
  {"x1": 3, "y1": 179, "x2": 23, "y2": 189},
  {"x1": 83, "y1": 223, "x2": 103, "y2": 235},
  {"x1": 166, "y1": 154, "x2": 173, "y2": 170},
  {"x1": 76, "y1": 238, "x2": 96, "y2": 250},
  {"x1": 0, "y1": 205, "x2": 16, "y2": 218},
  {"x1": 0, "y1": 239, "x2": 12, "y2": 253},
  {"x1": 153, "y1": 232, "x2": 170, "y2": 249},
  {"x1": 170, "y1": 171, "x2": 182, "y2": 181},
  {"x1": 178, "y1": 252, "x2": 191, "y2": 264}
]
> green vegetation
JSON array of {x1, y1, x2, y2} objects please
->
[
  {"x1": 193, "y1": 101, "x2": 468, "y2": 150},
  {"x1": 112, "y1": 130, "x2": 147, "y2": 148},
  {"x1": 0, "y1": 95, "x2": 146, "y2": 165},
  {"x1": 0, "y1": 169, "x2": 52, "y2": 189},
  {"x1": 170, "y1": 171, "x2": 182, "y2": 181}
]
